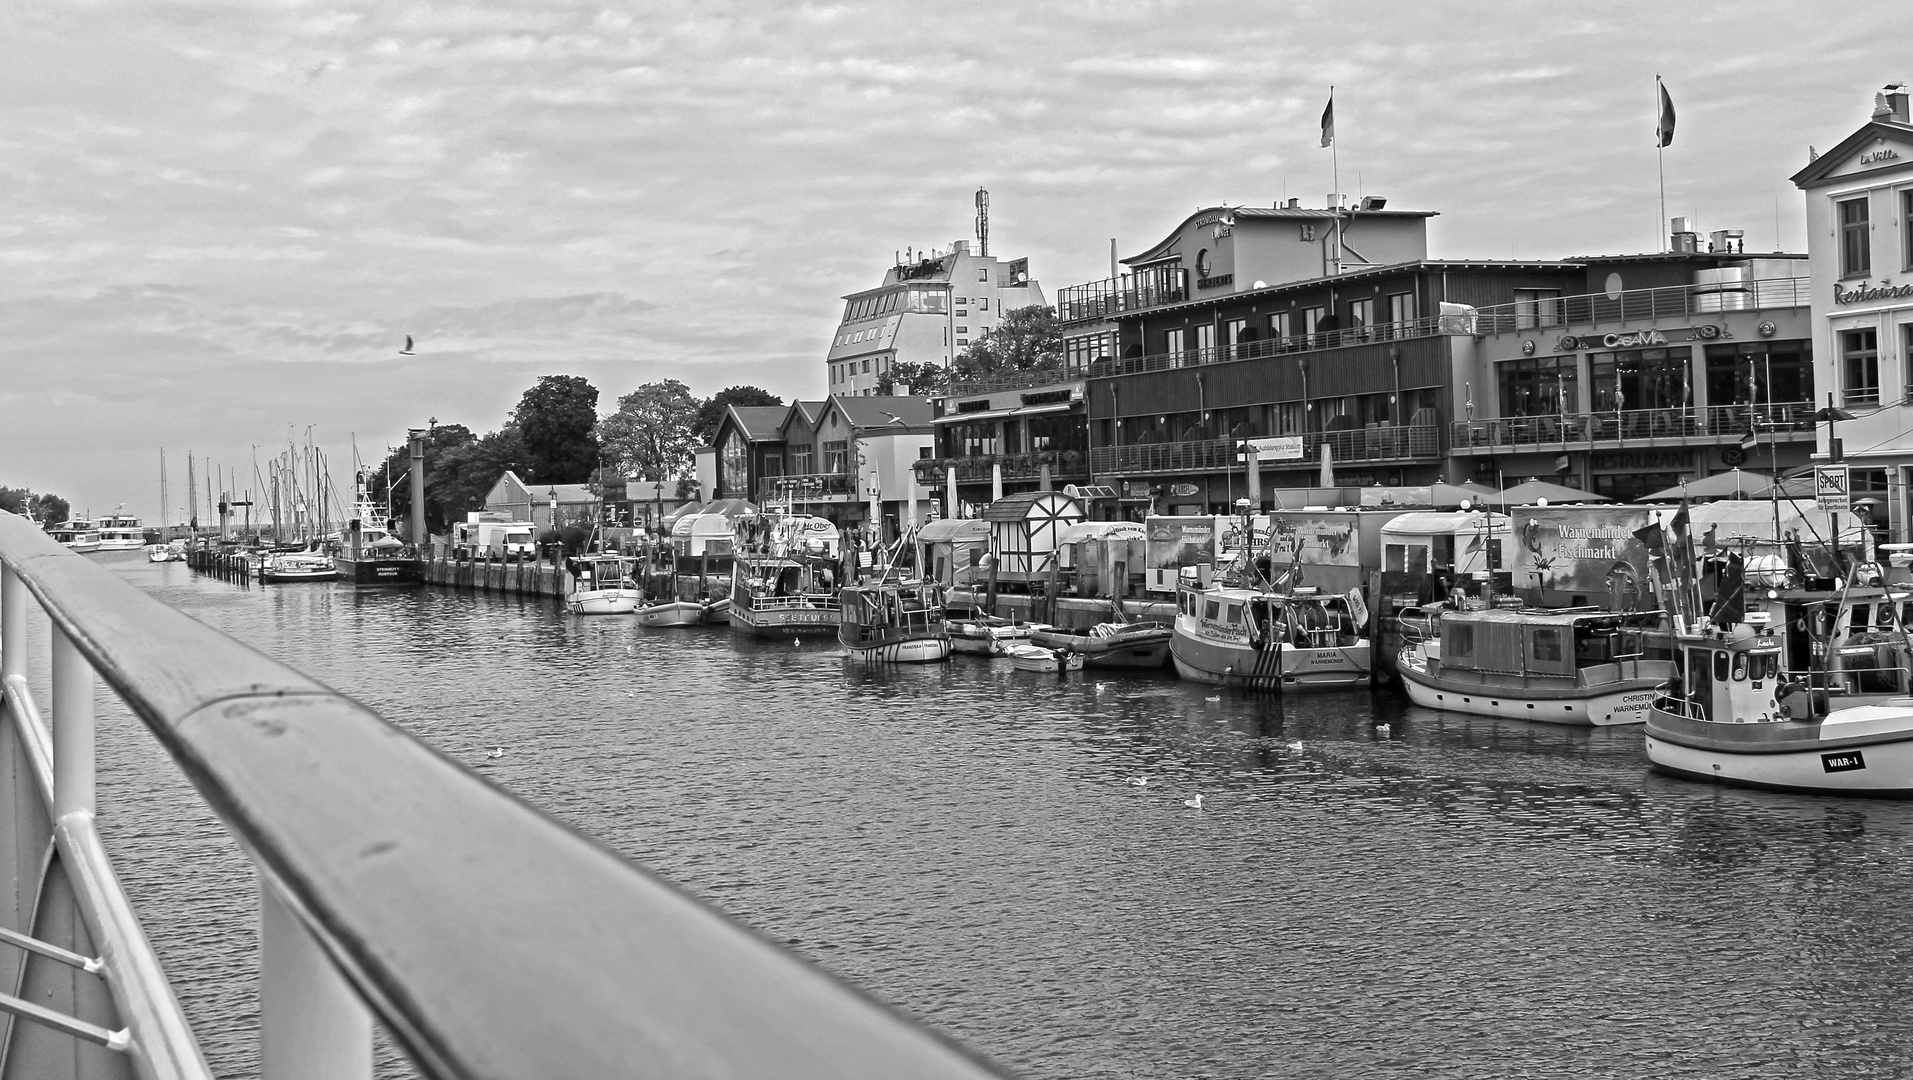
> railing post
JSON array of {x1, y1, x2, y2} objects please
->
[
  {"x1": 50, "y1": 627, "x2": 94, "y2": 821},
  {"x1": 1, "y1": 563, "x2": 25, "y2": 682},
  {"x1": 260, "y1": 883, "x2": 370, "y2": 1080}
]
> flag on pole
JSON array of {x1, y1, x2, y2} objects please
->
[
  {"x1": 1320, "y1": 91, "x2": 1334, "y2": 148},
  {"x1": 1655, "y1": 80, "x2": 1676, "y2": 147}
]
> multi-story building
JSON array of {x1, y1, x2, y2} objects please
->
[
  {"x1": 1450, "y1": 244, "x2": 1814, "y2": 502},
  {"x1": 826, "y1": 241, "x2": 1047, "y2": 396},
  {"x1": 913, "y1": 371, "x2": 1091, "y2": 519},
  {"x1": 1792, "y1": 82, "x2": 1913, "y2": 539},
  {"x1": 707, "y1": 396, "x2": 937, "y2": 539}
]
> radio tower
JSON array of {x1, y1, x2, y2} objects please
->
[{"x1": 975, "y1": 188, "x2": 989, "y2": 258}]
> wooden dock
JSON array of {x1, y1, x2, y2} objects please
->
[{"x1": 423, "y1": 552, "x2": 569, "y2": 600}]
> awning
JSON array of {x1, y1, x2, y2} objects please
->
[
  {"x1": 934, "y1": 408, "x2": 1016, "y2": 424},
  {"x1": 1013, "y1": 402, "x2": 1076, "y2": 417}
]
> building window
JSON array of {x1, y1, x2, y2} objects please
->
[
  {"x1": 1268, "y1": 312, "x2": 1290, "y2": 349},
  {"x1": 1591, "y1": 347, "x2": 1691, "y2": 412},
  {"x1": 1840, "y1": 197, "x2": 1871, "y2": 278},
  {"x1": 1388, "y1": 291, "x2": 1416, "y2": 332},
  {"x1": 1705, "y1": 341, "x2": 1814, "y2": 410},
  {"x1": 956, "y1": 338, "x2": 968, "y2": 346},
  {"x1": 862, "y1": 359, "x2": 871, "y2": 374},
  {"x1": 1904, "y1": 325, "x2": 1913, "y2": 399},
  {"x1": 1224, "y1": 318, "x2": 1247, "y2": 358},
  {"x1": 1165, "y1": 328, "x2": 1186, "y2": 363},
  {"x1": 956, "y1": 326, "x2": 968, "y2": 334},
  {"x1": 1348, "y1": 298, "x2": 1375, "y2": 341},
  {"x1": 979, "y1": 297, "x2": 989, "y2": 310},
  {"x1": 1302, "y1": 306, "x2": 1325, "y2": 335},
  {"x1": 1842, "y1": 327, "x2": 1880, "y2": 406},
  {"x1": 978, "y1": 268, "x2": 989, "y2": 281},
  {"x1": 1194, "y1": 324, "x2": 1215, "y2": 357},
  {"x1": 1498, "y1": 355, "x2": 1579, "y2": 417},
  {"x1": 823, "y1": 440, "x2": 849, "y2": 473},
  {"x1": 1904, "y1": 191, "x2": 1913, "y2": 271},
  {"x1": 1514, "y1": 289, "x2": 1563, "y2": 329}
]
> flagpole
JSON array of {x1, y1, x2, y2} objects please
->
[
  {"x1": 1656, "y1": 75, "x2": 1668, "y2": 253},
  {"x1": 1330, "y1": 85, "x2": 1342, "y2": 275}
]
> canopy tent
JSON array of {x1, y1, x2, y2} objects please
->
[
  {"x1": 1645, "y1": 469, "x2": 1773, "y2": 502},
  {"x1": 659, "y1": 501, "x2": 706, "y2": 528},
  {"x1": 1056, "y1": 521, "x2": 1148, "y2": 545},
  {"x1": 916, "y1": 517, "x2": 992, "y2": 544},
  {"x1": 1753, "y1": 476, "x2": 1815, "y2": 500},
  {"x1": 698, "y1": 498, "x2": 759, "y2": 518},
  {"x1": 1490, "y1": 480, "x2": 1610, "y2": 506},
  {"x1": 914, "y1": 517, "x2": 991, "y2": 587}
]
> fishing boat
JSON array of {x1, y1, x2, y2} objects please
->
[
  {"x1": 566, "y1": 553, "x2": 642, "y2": 615},
  {"x1": 1030, "y1": 620, "x2": 1175, "y2": 670},
  {"x1": 258, "y1": 551, "x2": 338, "y2": 583},
  {"x1": 837, "y1": 578, "x2": 951, "y2": 663},
  {"x1": 97, "y1": 507, "x2": 146, "y2": 550},
  {"x1": 52, "y1": 519, "x2": 101, "y2": 553},
  {"x1": 1397, "y1": 607, "x2": 1674, "y2": 725},
  {"x1": 1171, "y1": 577, "x2": 1371, "y2": 691},
  {"x1": 728, "y1": 511, "x2": 842, "y2": 638},
  {"x1": 1001, "y1": 642, "x2": 1085, "y2": 674},
  {"x1": 332, "y1": 521, "x2": 423, "y2": 586},
  {"x1": 1644, "y1": 620, "x2": 1913, "y2": 796}
]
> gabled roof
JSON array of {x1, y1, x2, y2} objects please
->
[
  {"x1": 1791, "y1": 118, "x2": 1913, "y2": 188},
  {"x1": 725, "y1": 405, "x2": 791, "y2": 441},
  {"x1": 825, "y1": 395, "x2": 934, "y2": 433},
  {"x1": 792, "y1": 400, "x2": 827, "y2": 426}
]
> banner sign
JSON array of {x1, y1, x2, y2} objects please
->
[
  {"x1": 1267, "y1": 515, "x2": 1361, "y2": 566},
  {"x1": 1508, "y1": 506, "x2": 1656, "y2": 610},
  {"x1": 1815, "y1": 465, "x2": 1851, "y2": 512},
  {"x1": 1146, "y1": 517, "x2": 1217, "y2": 574},
  {"x1": 1243, "y1": 435, "x2": 1305, "y2": 462}
]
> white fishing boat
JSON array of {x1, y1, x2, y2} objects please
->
[
  {"x1": 51, "y1": 519, "x2": 101, "y2": 553},
  {"x1": 1645, "y1": 621, "x2": 1913, "y2": 796},
  {"x1": 1001, "y1": 643, "x2": 1085, "y2": 673},
  {"x1": 1397, "y1": 607, "x2": 1673, "y2": 726},
  {"x1": 1171, "y1": 581, "x2": 1371, "y2": 692},
  {"x1": 258, "y1": 551, "x2": 338, "y2": 583},
  {"x1": 837, "y1": 578, "x2": 951, "y2": 663},
  {"x1": 566, "y1": 553, "x2": 642, "y2": 615},
  {"x1": 97, "y1": 507, "x2": 145, "y2": 550},
  {"x1": 638, "y1": 600, "x2": 708, "y2": 627},
  {"x1": 728, "y1": 512, "x2": 842, "y2": 638},
  {"x1": 146, "y1": 542, "x2": 176, "y2": 563}
]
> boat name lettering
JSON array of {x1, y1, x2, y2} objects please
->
[
  {"x1": 1620, "y1": 693, "x2": 1655, "y2": 704},
  {"x1": 1822, "y1": 750, "x2": 1867, "y2": 773},
  {"x1": 1199, "y1": 618, "x2": 1246, "y2": 642}
]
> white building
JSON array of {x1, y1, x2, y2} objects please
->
[
  {"x1": 826, "y1": 240, "x2": 1047, "y2": 397},
  {"x1": 1792, "y1": 82, "x2": 1913, "y2": 539}
]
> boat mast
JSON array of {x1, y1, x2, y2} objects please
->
[{"x1": 159, "y1": 448, "x2": 168, "y2": 534}]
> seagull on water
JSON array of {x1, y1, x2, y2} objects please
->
[
  {"x1": 1376, "y1": 723, "x2": 1392, "y2": 735},
  {"x1": 398, "y1": 335, "x2": 416, "y2": 356},
  {"x1": 1204, "y1": 694, "x2": 1221, "y2": 702},
  {"x1": 1287, "y1": 740, "x2": 1304, "y2": 752},
  {"x1": 486, "y1": 746, "x2": 504, "y2": 759},
  {"x1": 1127, "y1": 776, "x2": 1149, "y2": 787},
  {"x1": 1184, "y1": 794, "x2": 1204, "y2": 810}
]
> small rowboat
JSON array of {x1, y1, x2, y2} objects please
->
[{"x1": 1002, "y1": 643, "x2": 1085, "y2": 674}]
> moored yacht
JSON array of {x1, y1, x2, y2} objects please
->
[
  {"x1": 1398, "y1": 607, "x2": 1673, "y2": 725},
  {"x1": 567, "y1": 552, "x2": 642, "y2": 615},
  {"x1": 52, "y1": 519, "x2": 101, "y2": 553},
  {"x1": 727, "y1": 512, "x2": 842, "y2": 638},
  {"x1": 97, "y1": 507, "x2": 146, "y2": 550}
]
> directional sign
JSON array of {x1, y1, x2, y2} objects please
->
[{"x1": 1815, "y1": 464, "x2": 1851, "y2": 512}]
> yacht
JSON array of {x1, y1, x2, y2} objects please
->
[
  {"x1": 837, "y1": 578, "x2": 951, "y2": 662},
  {"x1": 52, "y1": 518, "x2": 101, "y2": 553},
  {"x1": 727, "y1": 512, "x2": 842, "y2": 638},
  {"x1": 97, "y1": 507, "x2": 146, "y2": 550}
]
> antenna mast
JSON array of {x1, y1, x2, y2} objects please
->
[{"x1": 974, "y1": 188, "x2": 989, "y2": 258}]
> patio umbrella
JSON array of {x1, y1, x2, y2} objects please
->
[
  {"x1": 1643, "y1": 469, "x2": 1773, "y2": 502},
  {"x1": 1754, "y1": 476, "x2": 1815, "y2": 500},
  {"x1": 1318, "y1": 443, "x2": 1334, "y2": 488},
  {"x1": 1493, "y1": 479, "x2": 1611, "y2": 506}
]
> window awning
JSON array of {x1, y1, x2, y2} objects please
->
[{"x1": 932, "y1": 402, "x2": 1076, "y2": 424}]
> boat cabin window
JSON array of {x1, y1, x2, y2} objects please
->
[
  {"x1": 1531, "y1": 627, "x2": 1563, "y2": 663},
  {"x1": 1223, "y1": 603, "x2": 1241, "y2": 625},
  {"x1": 1204, "y1": 600, "x2": 1221, "y2": 621},
  {"x1": 1384, "y1": 543, "x2": 1429, "y2": 575},
  {"x1": 1575, "y1": 628, "x2": 1616, "y2": 665},
  {"x1": 1712, "y1": 651, "x2": 1730, "y2": 683},
  {"x1": 1731, "y1": 653, "x2": 1749, "y2": 682},
  {"x1": 1447, "y1": 623, "x2": 1473, "y2": 659}
]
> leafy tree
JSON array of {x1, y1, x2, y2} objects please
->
[
  {"x1": 599, "y1": 380, "x2": 701, "y2": 528},
  {"x1": 512, "y1": 375, "x2": 600, "y2": 483},
  {"x1": 369, "y1": 424, "x2": 478, "y2": 537},
  {"x1": 432, "y1": 426, "x2": 530, "y2": 528},
  {"x1": 876, "y1": 360, "x2": 948, "y2": 396},
  {"x1": 0, "y1": 487, "x2": 68, "y2": 527},
  {"x1": 952, "y1": 304, "x2": 1063, "y2": 377},
  {"x1": 693, "y1": 385, "x2": 783, "y2": 444}
]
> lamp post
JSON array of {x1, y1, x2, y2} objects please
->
[{"x1": 1817, "y1": 393, "x2": 1857, "y2": 568}]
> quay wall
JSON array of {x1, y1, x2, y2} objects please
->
[{"x1": 424, "y1": 554, "x2": 569, "y2": 599}]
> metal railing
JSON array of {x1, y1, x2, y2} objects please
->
[
  {"x1": 1088, "y1": 316, "x2": 1445, "y2": 378},
  {"x1": 941, "y1": 367, "x2": 1081, "y2": 396},
  {"x1": 0, "y1": 516, "x2": 1004, "y2": 1080},
  {"x1": 1090, "y1": 424, "x2": 1439, "y2": 475},
  {"x1": 914, "y1": 450, "x2": 1091, "y2": 486},
  {"x1": 756, "y1": 473, "x2": 854, "y2": 503},
  {"x1": 1470, "y1": 277, "x2": 1810, "y2": 335},
  {"x1": 1056, "y1": 269, "x2": 1190, "y2": 323},
  {"x1": 1451, "y1": 401, "x2": 1816, "y2": 451}
]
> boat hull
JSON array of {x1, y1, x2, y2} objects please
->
[
  {"x1": 260, "y1": 567, "x2": 339, "y2": 583},
  {"x1": 568, "y1": 589, "x2": 642, "y2": 615},
  {"x1": 1170, "y1": 631, "x2": 1370, "y2": 692},
  {"x1": 727, "y1": 603, "x2": 838, "y2": 638},
  {"x1": 639, "y1": 602, "x2": 706, "y2": 627},
  {"x1": 1030, "y1": 625, "x2": 1174, "y2": 669},
  {"x1": 1645, "y1": 702, "x2": 1913, "y2": 796},
  {"x1": 332, "y1": 555, "x2": 423, "y2": 587},
  {"x1": 842, "y1": 635, "x2": 952, "y2": 663},
  {"x1": 1005, "y1": 645, "x2": 1085, "y2": 673},
  {"x1": 1397, "y1": 646, "x2": 1662, "y2": 726}
]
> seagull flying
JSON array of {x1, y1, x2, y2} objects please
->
[{"x1": 398, "y1": 335, "x2": 416, "y2": 356}]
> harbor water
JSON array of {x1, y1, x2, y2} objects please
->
[{"x1": 68, "y1": 552, "x2": 1913, "y2": 1077}]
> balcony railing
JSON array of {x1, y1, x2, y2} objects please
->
[
  {"x1": 941, "y1": 366, "x2": 1081, "y2": 397},
  {"x1": 1450, "y1": 401, "x2": 1816, "y2": 451},
  {"x1": 913, "y1": 450, "x2": 1091, "y2": 487},
  {"x1": 1089, "y1": 424, "x2": 1439, "y2": 475},
  {"x1": 1471, "y1": 277, "x2": 1809, "y2": 335},
  {"x1": 1056, "y1": 268, "x2": 1191, "y2": 323},
  {"x1": 756, "y1": 473, "x2": 853, "y2": 502},
  {"x1": 1088, "y1": 316, "x2": 1445, "y2": 378}
]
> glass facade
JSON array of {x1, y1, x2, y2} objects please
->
[
  {"x1": 1590, "y1": 346, "x2": 1691, "y2": 412},
  {"x1": 1498, "y1": 355, "x2": 1578, "y2": 417},
  {"x1": 1703, "y1": 341, "x2": 1812, "y2": 408}
]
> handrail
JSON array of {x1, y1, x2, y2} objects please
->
[
  {"x1": 1090, "y1": 424, "x2": 1439, "y2": 475},
  {"x1": 1450, "y1": 401, "x2": 1816, "y2": 451},
  {"x1": 0, "y1": 516, "x2": 1005, "y2": 1080},
  {"x1": 1469, "y1": 276, "x2": 1809, "y2": 334},
  {"x1": 1088, "y1": 316, "x2": 1445, "y2": 378}
]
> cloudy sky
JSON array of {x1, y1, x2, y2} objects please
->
[{"x1": 2, "y1": 0, "x2": 1905, "y2": 521}]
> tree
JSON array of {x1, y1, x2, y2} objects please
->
[
  {"x1": 512, "y1": 375, "x2": 600, "y2": 483},
  {"x1": 370, "y1": 424, "x2": 478, "y2": 537},
  {"x1": 876, "y1": 360, "x2": 948, "y2": 396},
  {"x1": 599, "y1": 380, "x2": 701, "y2": 527},
  {"x1": 432, "y1": 426, "x2": 530, "y2": 528},
  {"x1": 952, "y1": 304, "x2": 1063, "y2": 378},
  {"x1": 0, "y1": 487, "x2": 67, "y2": 527},
  {"x1": 693, "y1": 385, "x2": 783, "y2": 444}
]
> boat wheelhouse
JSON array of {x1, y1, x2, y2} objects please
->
[
  {"x1": 1398, "y1": 607, "x2": 1673, "y2": 725},
  {"x1": 567, "y1": 553, "x2": 642, "y2": 615}
]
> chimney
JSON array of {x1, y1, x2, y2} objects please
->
[
  {"x1": 1875, "y1": 83, "x2": 1910, "y2": 124},
  {"x1": 1670, "y1": 216, "x2": 1699, "y2": 254},
  {"x1": 1286, "y1": 197, "x2": 1301, "y2": 209},
  {"x1": 1708, "y1": 229, "x2": 1745, "y2": 254}
]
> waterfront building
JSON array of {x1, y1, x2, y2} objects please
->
[
  {"x1": 1791, "y1": 83, "x2": 1913, "y2": 540},
  {"x1": 914, "y1": 372, "x2": 1091, "y2": 519},
  {"x1": 710, "y1": 404, "x2": 798, "y2": 503},
  {"x1": 1449, "y1": 243, "x2": 1814, "y2": 502},
  {"x1": 827, "y1": 240, "x2": 1047, "y2": 397},
  {"x1": 725, "y1": 395, "x2": 937, "y2": 539},
  {"x1": 481, "y1": 472, "x2": 599, "y2": 532}
]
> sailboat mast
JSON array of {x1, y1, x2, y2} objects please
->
[{"x1": 159, "y1": 448, "x2": 168, "y2": 533}]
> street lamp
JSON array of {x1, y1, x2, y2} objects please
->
[{"x1": 1817, "y1": 394, "x2": 1858, "y2": 568}]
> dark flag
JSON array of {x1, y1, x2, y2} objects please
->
[
  {"x1": 1632, "y1": 519, "x2": 1664, "y2": 556},
  {"x1": 1710, "y1": 551, "x2": 1746, "y2": 630},
  {"x1": 1656, "y1": 81, "x2": 1676, "y2": 147},
  {"x1": 1320, "y1": 91, "x2": 1335, "y2": 148}
]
